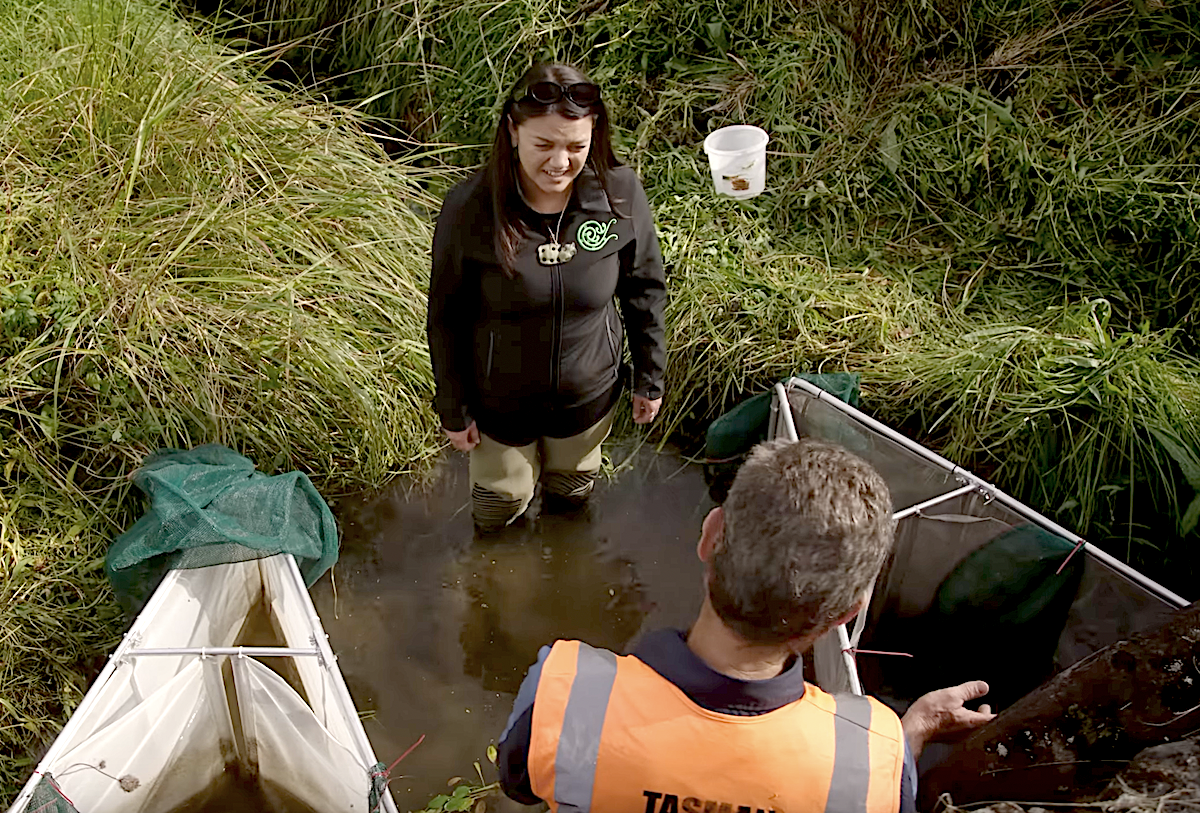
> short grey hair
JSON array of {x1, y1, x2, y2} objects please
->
[{"x1": 709, "y1": 438, "x2": 894, "y2": 645}]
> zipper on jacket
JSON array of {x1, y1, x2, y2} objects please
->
[
  {"x1": 486, "y1": 331, "x2": 495, "y2": 380},
  {"x1": 605, "y1": 307, "x2": 619, "y2": 364},
  {"x1": 551, "y1": 265, "x2": 563, "y2": 393}
]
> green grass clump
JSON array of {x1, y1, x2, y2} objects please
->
[
  {"x1": 649, "y1": 185, "x2": 937, "y2": 435},
  {"x1": 1, "y1": 0, "x2": 441, "y2": 486},
  {"x1": 1, "y1": 0, "x2": 442, "y2": 796},
  {"x1": 0, "y1": 465, "x2": 126, "y2": 795},
  {"x1": 870, "y1": 299, "x2": 1200, "y2": 569},
  {"x1": 640, "y1": 0, "x2": 1200, "y2": 563}
]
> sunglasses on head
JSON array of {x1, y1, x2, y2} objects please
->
[{"x1": 518, "y1": 81, "x2": 601, "y2": 107}]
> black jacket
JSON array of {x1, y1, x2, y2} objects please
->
[{"x1": 426, "y1": 165, "x2": 667, "y2": 443}]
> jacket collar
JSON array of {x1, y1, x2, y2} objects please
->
[
  {"x1": 574, "y1": 166, "x2": 614, "y2": 214},
  {"x1": 632, "y1": 628, "x2": 807, "y2": 715},
  {"x1": 513, "y1": 166, "x2": 613, "y2": 216}
]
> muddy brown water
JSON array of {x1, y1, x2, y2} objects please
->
[
  {"x1": 169, "y1": 767, "x2": 322, "y2": 813},
  {"x1": 235, "y1": 599, "x2": 309, "y2": 701},
  {"x1": 310, "y1": 442, "x2": 712, "y2": 810}
]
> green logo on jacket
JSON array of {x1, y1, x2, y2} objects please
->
[{"x1": 577, "y1": 219, "x2": 618, "y2": 251}]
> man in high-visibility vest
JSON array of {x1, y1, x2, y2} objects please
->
[{"x1": 497, "y1": 437, "x2": 996, "y2": 813}]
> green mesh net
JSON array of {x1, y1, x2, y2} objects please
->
[
  {"x1": 926, "y1": 522, "x2": 1086, "y2": 707},
  {"x1": 106, "y1": 445, "x2": 339, "y2": 615},
  {"x1": 18, "y1": 774, "x2": 78, "y2": 813},
  {"x1": 704, "y1": 373, "x2": 861, "y2": 502}
]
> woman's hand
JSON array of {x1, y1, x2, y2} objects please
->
[
  {"x1": 445, "y1": 421, "x2": 480, "y2": 452},
  {"x1": 632, "y1": 394, "x2": 662, "y2": 425}
]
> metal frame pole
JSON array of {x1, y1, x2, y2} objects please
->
[
  {"x1": 773, "y1": 383, "x2": 865, "y2": 695},
  {"x1": 279, "y1": 555, "x2": 401, "y2": 813},
  {"x1": 124, "y1": 647, "x2": 321, "y2": 658},
  {"x1": 784, "y1": 377, "x2": 1189, "y2": 608}
]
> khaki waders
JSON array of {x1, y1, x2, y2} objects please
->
[{"x1": 469, "y1": 408, "x2": 615, "y2": 529}]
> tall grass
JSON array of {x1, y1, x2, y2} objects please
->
[
  {"x1": 647, "y1": 152, "x2": 1200, "y2": 578},
  {"x1": 179, "y1": 0, "x2": 1200, "y2": 571},
  {"x1": 623, "y1": 0, "x2": 1200, "y2": 582},
  {"x1": 208, "y1": 0, "x2": 1200, "y2": 334},
  {"x1": 870, "y1": 299, "x2": 1200, "y2": 567},
  {"x1": 649, "y1": 183, "x2": 938, "y2": 435},
  {"x1": 0, "y1": 469, "x2": 126, "y2": 797},
  {"x1": 1, "y1": 0, "x2": 441, "y2": 795},
  {"x1": 1, "y1": 0, "x2": 441, "y2": 486}
]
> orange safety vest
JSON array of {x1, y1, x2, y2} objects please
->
[{"x1": 528, "y1": 640, "x2": 905, "y2": 813}]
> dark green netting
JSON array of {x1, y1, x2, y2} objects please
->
[
  {"x1": 18, "y1": 774, "x2": 78, "y2": 813},
  {"x1": 926, "y1": 523, "x2": 1085, "y2": 706},
  {"x1": 875, "y1": 522, "x2": 1086, "y2": 708},
  {"x1": 704, "y1": 373, "x2": 860, "y2": 502},
  {"x1": 106, "y1": 444, "x2": 338, "y2": 615},
  {"x1": 935, "y1": 523, "x2": 1084, "y2": 625}
]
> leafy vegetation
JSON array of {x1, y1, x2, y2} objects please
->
[{"x1": 415, "y1": 752, "x2": 500, "y2": 813}]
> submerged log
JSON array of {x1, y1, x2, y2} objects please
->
[{"x1": 919, "y1": 601, "x2": 1200, "y2": 809}]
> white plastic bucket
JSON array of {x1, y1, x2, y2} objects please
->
[{"x1": 703, "y1": 125, "x2": 769, "y2": 199}]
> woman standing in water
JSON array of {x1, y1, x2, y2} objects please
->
[{"x1": 426, "y1": 63, "x2": 667, "y2": 530}]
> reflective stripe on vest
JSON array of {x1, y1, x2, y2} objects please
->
[
  {"x1": 555, "y1": 644, "x2": 618, "y2": 811},
  {"x1": 827, "y1": 694, "x2": 873, "y2": 813},
  {"x1": 529, "y1": 640, "x2": 904, "y2": 813}
]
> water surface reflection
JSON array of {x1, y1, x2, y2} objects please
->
[{"x1": 310, "y1": 443, "x2": 710, "y2": 809}]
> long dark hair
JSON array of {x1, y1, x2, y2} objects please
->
[{"x1": 485, "y1": 63, "x2": 623, "y2": 274}]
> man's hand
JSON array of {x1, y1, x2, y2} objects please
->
[
  {"x1": 445, "y1": 421, "x2": 480, "y2": 452},
  {"x1": 632, "y1": 394, "x2": 662, "y2": 425},
  {"x1": 901, "y1": 680, "x2": 996, "y2": 759}
]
